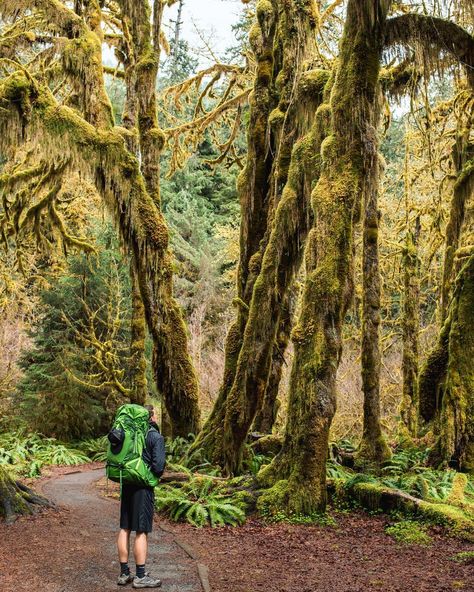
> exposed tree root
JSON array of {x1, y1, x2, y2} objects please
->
[{"x1": 0, "y1": 467, "x2": 53, "y2": 525}]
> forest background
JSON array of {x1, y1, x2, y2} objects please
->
[{"x1": 0, "y1": 0, "x2": 473, "y2": 539}]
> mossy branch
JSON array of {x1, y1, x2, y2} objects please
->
[{"x1": 384, "y1": 13, "x2": 474, "y2": 86}]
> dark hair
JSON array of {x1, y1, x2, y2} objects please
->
[{"x1": 144, "y1": 405, "x2": 154, "y2": 420}]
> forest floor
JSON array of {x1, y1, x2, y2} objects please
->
[{"x1": 0, "y1": 465, "x2": 473, "y2": 592}]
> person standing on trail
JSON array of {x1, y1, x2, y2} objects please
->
[{"x1": 116, "y1": 404, "x2": 166, "y2": 588}]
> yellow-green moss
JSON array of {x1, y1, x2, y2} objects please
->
[
  {"x1": 298, "y1": 69, "x2": 331, "y2": 97},
  {"x1": 448, "y1": 473, "x2": 468, "y2": 505}
]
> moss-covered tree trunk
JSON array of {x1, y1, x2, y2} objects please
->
[
  {"x1": 118, "y1": 0, "x2": 201, "y2": 436},
  {"x1": 0, "y1": 466, "x2": 51, "y2": 524},
  {"x1": 130, "y1": 265, "x2": 148, "y2": 405},
  {"x1": 356, "y1": 148, "x2": 390, "y2": 467},
  {"x1": 419, "y1": 144, "x2": 473, "y2": 429},
  {"x1": 218, "y1": 0, "x2": 332, "y2": 475},
  {"x1": 399, "y1": 217, "x2": 421, "y2": 438},
  {"x1": 382, "y1": 10, "x2": 474, "y2": 434},
  {"x1": 425, "y1": 142, "x2": 474, "y2": 469},
  {"x1": 257, "y1": 0, "x2": 391, "y2": 513},
  {"x1": 436, "y1": 253, "x2": 474, "y2": 472},
  {"x1": 253, "y1": 295, "x2": 292, "y2": 433},
  {"x1": 190, "y1": 0, "x2": 279, "y2": 461},
  {"x1": 0, "y1": 1, "x2": 202, "y2": 436}
]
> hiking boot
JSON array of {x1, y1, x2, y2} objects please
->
[
  {"x1": 117, "y1": 572, "x2": 133, "y2": 585},
  {"x1": 132, "y1": 573, "x2": 162, "y2": 588}
]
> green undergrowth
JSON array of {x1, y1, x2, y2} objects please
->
[
  {"x1": 327, "y1": 444, "x2": 474, "y2": 540},
  {"x1": 451, "y1": 551, "x2": 474, "y2": 564},
  {"x1": 330, "y1": 444, "x2": 474, "y2": 506},
  {"x1": 259, "y1": 506, "x2": 337, "y2": 526},
  {"x1": 385, "y1": 520, "x2": 432, "y2": 545},
  {"x1": 77, "y1": 436, "x2": 108, "y2": 461},
  {"x1": 166, "y1": 434, "x2": 222, "y2": 476},
  {"x1": 160, "y1": 437, "x2": 474, "y2": 532},
  {"x1": 0, "y1": 430, "x2": 91, "y2": 477},
  {"x1": 155, "y1": 476, "x2": 249, "y2": 527}
]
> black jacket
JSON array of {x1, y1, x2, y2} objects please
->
[{"x1": 142, "y1": 421, "x2": 166, "y2": 478}]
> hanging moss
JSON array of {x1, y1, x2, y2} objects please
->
[{"x1": 0, "y1": 64, "x2": 200, "y2": 437}]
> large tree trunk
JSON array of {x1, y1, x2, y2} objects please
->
[
  {"x1": 385, "y1": 5, "x2": 474, "y2": 454},
  {"x1": 257, "y1": 0, "x2": 391, "y2": 514},
  {"x1": 435, "y1": 253, "x2": 474, "y2": 472},
  {"x1": 419, "y1": 140, "x2": 473, "y2": 430},
  {"x1": 217, "y1": 0, "x2": 329, "y2": 475},
  {"x1": 425, "y1": 144, "x2": 474, "y2": 469},
  {"x1": 129, "y1": 265, "x2": 148, "y2": 405}
]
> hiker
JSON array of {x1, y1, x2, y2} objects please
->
[{"x1": 113, "y1": 404, "x2": 166, "y2": 588}]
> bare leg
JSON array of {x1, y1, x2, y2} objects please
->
[
  {"x1": 117, "y1": 528, "x2": 131, "y2": 563},
  {"x1": 134, "y1": 532, "x2": 148, "y2": 565}
]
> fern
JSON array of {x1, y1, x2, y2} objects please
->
[
  {"x1": 0, "y1": 430, "x2": 91, "y2": 475},
  {"x1": 77, "y1": 436, "x2": 108, "y2": 461},
  {"x1": 165, "y1": 434, "x2": 223, "y2": 476},
  {"x1": 155, "y1": 477, "x2": 247, "y2": 527}
]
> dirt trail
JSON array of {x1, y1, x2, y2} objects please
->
[
  {"x1": 1, "y1": 469, "x2": 473, "y2": 592},
  {"x1": 0, "y1": 470, "x2": 202, "y2": 592}
]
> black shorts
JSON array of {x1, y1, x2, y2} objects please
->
[{"x1": 120, "y1": 483, "x2": 155, "y2": 533}]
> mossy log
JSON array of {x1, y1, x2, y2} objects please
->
[
  {"x1": 332, "y1": 479, "x2": 474, "y2": 541},
  {"x1": 0, "y1": 467, "x2": 52, "y2": 525}
]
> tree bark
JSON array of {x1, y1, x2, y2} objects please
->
[
  {"x1": 435, "y1": 253, "x2": 474, "y2": 472},
  {"x1": 218, "y1": 0, "x2": 329, "y2": 475},
  {"x1": 117, "y1": 0, "x2": 201, "y2": 436},
  {"x1": 419, "y1": 143, "x2": 473, "y2": 427},
  {"x1": 129, "y1": 264, "x2": 148, "y2": 405},
  {"x1": 0, "y1": 0, "x2": 201, "y2": 437}
]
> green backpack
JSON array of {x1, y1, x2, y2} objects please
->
[{"x1": 106, "y1": 404, "x2": 159, "y2": 488}]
